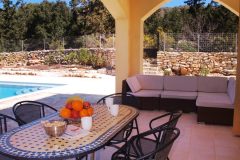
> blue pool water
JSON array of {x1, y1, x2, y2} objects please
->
[{"x1": 0, "y1": 81, "x2": 63, "y2": 99}]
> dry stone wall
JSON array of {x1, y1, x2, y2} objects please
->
[
  {"x1": 0, "y1": 48, "x2": 115, "y2": 67},
  {"x1": 0, "y1": 49, "x2": 237, "y2": 76},
  {"x1": 156, "y1": 51, "x2": 237, "y2": 76}
]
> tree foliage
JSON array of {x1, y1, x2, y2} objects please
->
[
  {"x1": 0, "y1": 0, "x2": 115, "y2": 50},
  {"x1": 145, "y1": 0, "x2": 238, "y2": 35},
  {"x1": 0, "y1": 0, "x2": 238, "y2": 52}
]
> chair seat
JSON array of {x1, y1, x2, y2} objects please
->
[{"x1": 129, "y1": 137, "x2": 157, "y2": 157}]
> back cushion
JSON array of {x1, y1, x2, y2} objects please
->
[
  {"x1": 227, "y1": 77, "x2": 236, "y2": 104},
  {"x1": 126, "y1": 76, "x2": 141, "y2": 93},
  {"x1": 198, "y1": 76, "x2": 228, "y2": 93},
  {"x1": 164, "y1": 76, "x2": 198, "y2": 92},
  {"x1": 136, "y1": 75, "x2": 164, "y2": 90}
]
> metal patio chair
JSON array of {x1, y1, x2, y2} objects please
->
[
  {"x1": 0, "y1": 113, "x2": 21, "y2": 160},
  {"x1": 111, "y1": 127, "x2": 180, "y2": 160},
  {"x1": 112, "y1": 110, "x2": 182, "y2": 160},
  {"x1": 12, "y1": 101, "x2": 57, "y2": 125},
  {"x1": 97, "y1": 93, "x2": 140, "y2": 148}
]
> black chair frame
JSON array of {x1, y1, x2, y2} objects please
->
[
  {"x1": 97, "y1": 93, "x2": 140, "y2": 148},
  {"x1": 0, "y1": 113, "x2": 20, "y2": 134},
  {"x1": 112, "y1": 127, "x2": 180, "y2": 160},
  {"x1": 12, "y1": 101, "x2": 57, "y2": 125},
  {"x1": 149, "y1": 111, "x2": 182, "y2": 139}
]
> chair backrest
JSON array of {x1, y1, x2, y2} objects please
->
[
  {"x1": 152, "y1": 127, "x2": 180, "y2": 160},
  {"x1": 149, "y1": 111, "x2": 182, "y2": 140},
  {"x1": 0, "y1": 113, "x2": 20, "y2": 134},
  {"x1": 97, "y1": 93, "x2": 140, "y2": 145},
  {"x1": 97, "y1": 92, "x2": 140, "y2": 108},
  {"x1": 112, "y1": 127, "x2": 180, "y2": 160},
  {"x1": 12, "y1": 101, "x2": 57, "y2": 125}
]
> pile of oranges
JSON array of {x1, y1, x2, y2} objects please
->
[{"x1": 59, "y1": 96, "x2": 94, "y2": 119}]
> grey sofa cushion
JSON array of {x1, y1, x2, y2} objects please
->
[
  {"x1": 136, "y1": 74, "x2": 164, "y2": 90},
  {"x1": 126, "y1": 76, "x2": 141, "y2": 93},
  {"x1": 196, "y1": 92, "x2": 234, "y2": 109},
  {"x1": 227, "y1": 77, "x2": 236, "y2": 104},
  {"x1": 161, "y1": 91, "x2": 197, "y2": 100},
  {"x1": 198, "y1": 76, "x2": 228, "y2": 93},
  {"x1": 129, "y1": 90, "x2": 162, "y2": 97},
  {"x1": 164, "y1": 76, "x2": 198, "y2": 92}
]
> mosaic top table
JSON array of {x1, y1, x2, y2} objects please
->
[{"x1": 0, "y1": 104, "x2": 139, "y2": 160}]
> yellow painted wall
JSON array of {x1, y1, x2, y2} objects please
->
[
  {"x1": 214, "y1": 0, "x2": 239, "y2": 16},
  {"x1": 233, "y1": 0, "x2": 240, "y2": 135}
]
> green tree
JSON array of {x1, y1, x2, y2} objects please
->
[{"x1": 0, "y1": 0, "x2": 24, "y2": 51}]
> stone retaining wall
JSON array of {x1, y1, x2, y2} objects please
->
[
  {"x1": 0, "y1": 48, "x2": 115, "y2": 67},
  {"x1": 156, "y1": 51, "x2": 237, "y2": 76},
  {"x1": 0, "y1": 49, "x2": 237, "y2": 76}
]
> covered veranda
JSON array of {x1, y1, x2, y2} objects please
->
[
  {"x1": 0, "y1": 0, "x2": 239, "y2": 159},
  {"x1": 0, "y1": 75, "x2": 239, "y2": 160},
  {"x1": 101, "y1": 0, "x2": 240, "y2": 136}
]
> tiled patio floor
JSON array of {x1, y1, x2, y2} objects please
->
[
  {"x1": 0, "y1": 75, "x2": 239, "y2": 160},
  {"x1": 97, "y1": 110, "x2": 240, "y2": 160}
]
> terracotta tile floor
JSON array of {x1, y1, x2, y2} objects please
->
[{"x1": 96, "y1": 110, "x2": 240, "y2": 160}]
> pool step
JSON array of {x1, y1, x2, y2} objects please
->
[{"x1": 15, "y1": 87, "x2": 40, "y2": 95}]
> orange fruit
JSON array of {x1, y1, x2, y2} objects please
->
[
  {"x1": 79, "y1": 109, "x2": 89, "y2": 117},
  {"x1": 72, "y1": 100, "x2": 83, "y2": 111},
  {"x1": 60, "y1": 107, "x2": 71, "y2": 118},
  {"x1": 87, "y1": 107, "x2": 94, "y2": 116}
]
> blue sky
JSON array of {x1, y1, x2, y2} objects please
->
[
  {"x1": 19, "y1": 0, "x2": 213, "y2": 7},
  {"x1": 164, "y1": 0, "x2": 212, "y2": 7}
]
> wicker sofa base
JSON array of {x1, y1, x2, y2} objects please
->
[
  {"x1": 137, "y1": 97, "x2": 159, "y2": 110},
  {"x1": 197, "y1": 106, "x2": 234, "y2": 125},
  {"x1": 160, "y1": 99, "x2": 196, "y2": 113}
]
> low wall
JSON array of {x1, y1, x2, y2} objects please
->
[
  {"x1": 0, "y1": 50, "x2": 237, "y2": 76},
  {"x1": 0, "y1": 48, "x2": 115, "y2": 67},
  {"x1": 157, "y1": 51, "x2": 237, "y2": 76}
]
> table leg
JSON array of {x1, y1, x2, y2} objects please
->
[{"x1": 90, "y1": 152, "x2": 95, "y2": 160}]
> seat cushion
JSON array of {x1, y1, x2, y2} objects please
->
[
  {"x1": 196, "y1": 92, "x2": 234, "y2": 109},
  {"x1": 164, "y1": 76, "x2": 198, "y2": 92},
  {"x1": 136, "y1": 74, "x2": 164, "y2": 90},
  {"x1": 161, "y1": 91, "x2": 197, "y2": 100},
  {"x1": 198, "y1": 76, "x2": 228, "y2": 93},
  {"x1": 126, "y1": 76, "x2": 141, "y2": 93},
  {"x1": 129, "y1": 90, "x2": 162, "y2": 97}
]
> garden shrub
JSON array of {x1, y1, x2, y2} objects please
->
[{"x1": 177, "y1": 40, "x2": 197, "y2": 52}]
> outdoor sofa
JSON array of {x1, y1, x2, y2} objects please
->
[{"x1": 122, "y1": 74, "x2": 235, "y2": 125}]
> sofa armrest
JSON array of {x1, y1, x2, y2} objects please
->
[
  {"x1": 227, "y1": 77, "x2": 236, "y2": 104},
  {"x1": 122, "y1": 80, "x2": 132, "y2": 94}
]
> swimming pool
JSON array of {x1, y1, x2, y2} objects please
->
[{"x1": 0, "y1": 81, "x2": 63, "y2": 99}]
